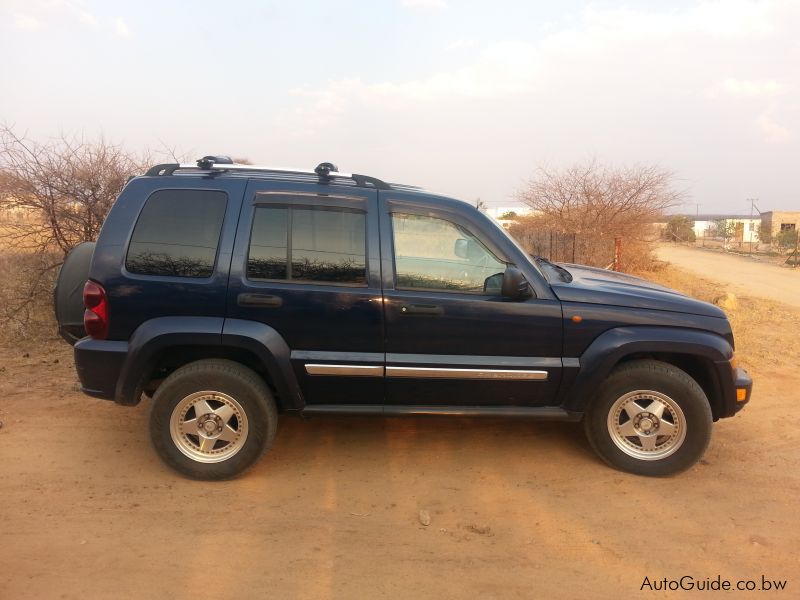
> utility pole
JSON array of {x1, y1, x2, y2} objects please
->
[
  {"x1": 747, "y1": 198, "x2": 760, "y2": 256},
  {"x1": 696, "y1": 204, "x2": 702, "y2": 247}
]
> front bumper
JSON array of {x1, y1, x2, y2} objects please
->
[{"x1": 732, "y1": 367, "x2": 753, "y2": 414}]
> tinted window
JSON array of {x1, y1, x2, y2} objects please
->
[
  {"x1": 248, "y1": 207, "x2": 288, "y2": 280},
  {"x1": 248, "y1": 206, "x2": 367, "y2": 285},
  {"x1": 392, "y1": 213, "x2": 506, "y2": 293},
  {"x1": 126, "y1": 189, "x2": 227, "y2": 278}
]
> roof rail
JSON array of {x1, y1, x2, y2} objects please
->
[{"x1": 144, "y1": 157, "x2": 392, "y2": 190}]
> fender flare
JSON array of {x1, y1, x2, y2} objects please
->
[
  {"x1": 560, "y1": 326, "x2": 733, "y2": 413},
  {"x1": 115, "y1": 317, "x2": 302, "y2": 410},
  {"x1": 221, "y1": 318, "x2": 304, "y2": 410},
  {"x1": 116, "y1": 317, "x2": 224, "y2": 405}
]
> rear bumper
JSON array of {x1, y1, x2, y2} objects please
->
[{"x1": 74, "y1": 338, "x2": 128, "y2": 401}]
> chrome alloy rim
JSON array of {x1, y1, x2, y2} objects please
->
[
  {"x1": 607, "y1": 390, "x2": 686, "y2": 461},
  {"x1": 169, "y1": 391, "x2": 249, "y2": 463}
]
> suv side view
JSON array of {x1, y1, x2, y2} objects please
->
[{"x1": 55, "y1": 157, "x2": 752, "y2": 480}]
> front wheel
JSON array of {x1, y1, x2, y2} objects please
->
[
  {"x1": 584, "y1": 360, "x2": 712, "y2": 476},
  {"x1": 149, "y1": 359, "x2": 277, "y2": 480}
]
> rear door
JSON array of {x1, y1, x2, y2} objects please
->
[
  {"x1": 379, "y1": 193, "x2": 564, "y2": 406},
  {"x1": 227, "y1": 180, "x2": 384, "y2": 405}
]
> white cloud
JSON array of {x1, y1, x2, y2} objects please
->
[
  {"x1": 274, "y1": 0, "x2": 799, "y2": 206},
  {"x1": 446, "y1": 38, "x2": 475, "y2": 52},
  {"x1": 291, "y1": 40, "x2": 540, "y2": 116},
  {"x1": 14, "y1": 14, "x2": 41, "y2": 30},
  {"x1": 401, "y1": 0, "x2": 447, "y2": 11},
  {"x1": 707, "y1": 78, "x2": 783, "y2": 98},
  {"x1": 114, "y1": 17, "x2": 130, "y2": 37},
  {"x1": 7, "y1": 2, "x2": 104, "y2": 31},
  {"x1": 757, "y1": 113, "x2": 791, "y2": 143},
  {"x1": 79, "y1": 12, "x2": 98, "y2": 27},
  {"x1": 292, "y1": 1, "x2": 789, "y2": 114}
]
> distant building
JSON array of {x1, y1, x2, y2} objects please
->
[
  {"x1": 688, "y1": 214, "x2": 759, "y2": 243},
  {"x1": 483, "y1": 206, "x2": 534, "y2": 229},
  {"x1": 760, "y1": 211, "x2": 800, "y2": 239}
]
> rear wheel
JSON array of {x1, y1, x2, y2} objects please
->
[
  {"x1": 149, "y1": 359, "x2": 277, "y2": 480},
  {"x1": 584, "y1": 360, "x2": 712, "y2": 476}
]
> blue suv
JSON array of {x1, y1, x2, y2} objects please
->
[{"x1": 54, "y1": 157, "x2": 752, "y2": 479}]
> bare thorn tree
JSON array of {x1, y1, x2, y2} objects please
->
[
  {"x1": 0, "y1": 125, "x2": 149, "y2": 257},
  {"x1": 513, "y1": 159, "x2": 683, "y2": 270},
  {"x1": 517, "y1": 159, "x2": 682, "y2": 239},
  {"x1": 0, "y1": 125, "x2": 149, "y2": 338}
]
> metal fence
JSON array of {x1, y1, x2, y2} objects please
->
[{"x1": 507, "y1": 227, "x2": 619, "y2": 269}]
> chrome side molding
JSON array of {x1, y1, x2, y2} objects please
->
[
  {"x1": 304, "y1": 364, "x2": 383, "y2": 377},
  {"x1": 304, "y1": 363, "x2": 548, "y2": 381},
  {"x1": 386, "y1": 366, "x2": 548, "y2": 380}
]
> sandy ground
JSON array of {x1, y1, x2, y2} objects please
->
[
  {"x1": 656, "y1": 244, "x2": 800, "y2": 309},
  {"x1": 2, "y1": 268, "x2": 799, "y2": 599}
]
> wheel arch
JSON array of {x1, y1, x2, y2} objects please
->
[
  {"x1": 116, "y1": 316, "x2": 303, "y2": 411},
  {"x1": 561, "y1": 326, "x2": 733, "y2": 420}
]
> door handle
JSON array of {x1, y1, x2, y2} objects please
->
[
  {"x1": 237, "y1": 293, "x2": 283, "y2": 308},
  {"x1": 400, "y1": 304, "x2": 443, "y2": 316}
]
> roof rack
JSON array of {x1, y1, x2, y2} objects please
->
[{"x1": 144, "y1": 156, "x2": 392, "y2": 190}]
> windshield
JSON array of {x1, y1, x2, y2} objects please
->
[{"x1": 484, "y1": 214, "x2": 546, "y2": 278}]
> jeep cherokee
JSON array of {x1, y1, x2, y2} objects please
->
[{"x1": 54, "y1": 156, "x2": 752, "y2": 479}]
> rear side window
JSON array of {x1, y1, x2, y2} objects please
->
[
  {"x1": 126, "y1": 190, "x2": 228, "y2": 278},
  {"x1": 247, "y1": 206, "x2": 367, "y2": 285}
]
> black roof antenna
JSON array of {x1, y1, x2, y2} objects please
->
[{"x1": 197, "y1": 155, "x2": 234, "y2": 169}]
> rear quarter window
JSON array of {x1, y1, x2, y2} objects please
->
[{"x1": 126, "y1": 189, "x2": 228, "y2": 278}]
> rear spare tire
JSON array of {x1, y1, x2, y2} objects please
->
[{"x1": 53, "y1": 241, "x2": 95, "y2": 344}]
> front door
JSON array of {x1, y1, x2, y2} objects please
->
[
  {"x1": 380, "y1": 195, "x2": 563, "y2": 406},
  {"x1": 227, "y1": 180, "x2": 384, "y2": 405}
]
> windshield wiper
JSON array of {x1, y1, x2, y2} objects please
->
[{"x1": 533, "y1": 256, "x2": 573, "y2": 283}]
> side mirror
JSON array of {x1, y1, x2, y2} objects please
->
[
  {"x1": 454, "y1": 238, "x2": 469, "y2": 259},
  {"x1": 501, "y1": 267, "x2": 533, "y2": 300}
]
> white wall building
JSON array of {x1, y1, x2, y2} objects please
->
[
  {"x1": 483, "y1": 206, "x2": 534, "y2": 229},
  {"x1": 691, "y1": 215, "x2": 759, "y2": 244}
]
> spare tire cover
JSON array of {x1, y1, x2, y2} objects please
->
[{"x1": 54, "y1": 241, "x2": 95, "y2": 344}]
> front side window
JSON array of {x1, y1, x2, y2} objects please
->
[
  {"x1": 392, "y1": 213, "x2": 506, "y2": 293},
  {"x1": 126, "y1": 189, "x2": 228, "y2": 278},
  {"x1": 247, "y1": 206, "x2": 367, "y2": 285}
]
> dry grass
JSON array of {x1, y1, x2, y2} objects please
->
[
  {"x1": 637, "y1": 262, "x2": 800, "y2": 374},
  {"x1": 0, "y1": 251, "x2": 59, "y2": 342},
  {"x1": 0, "y1": 211, "x2": 60, "y2": 342}
]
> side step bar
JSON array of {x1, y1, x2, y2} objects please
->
[{"x1": 301, "y1": 405, "x2": 581, "y2": 421}]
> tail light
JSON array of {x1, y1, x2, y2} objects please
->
[{"x1": 83, "y1": 280, "x2": 109, "y2": 339}]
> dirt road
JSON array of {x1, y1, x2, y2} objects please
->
[
  {"x1": 2, "y1": 340, "x2": 798, "y2": 599},
  {"x1": 656, "y1": 244, "x2": 800, "y2": 308}
]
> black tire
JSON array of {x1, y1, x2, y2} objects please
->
[
  {"x1": 149, "y1": 359, "x2": 277, "y2": 480},
  {"x1": 584, "y1": 360, "x2": 712, "y2": 476},
  {"x1": 53, "y1": 241, "x2": 95, "y2": 344}
]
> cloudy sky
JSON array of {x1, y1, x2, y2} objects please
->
[{"x1": 1, "y1": 0, "x2": 797, "y2": 212}]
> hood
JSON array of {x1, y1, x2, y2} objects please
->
[{"x1": 548, "y1": 263, "x2": 726, "y2": 318}]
